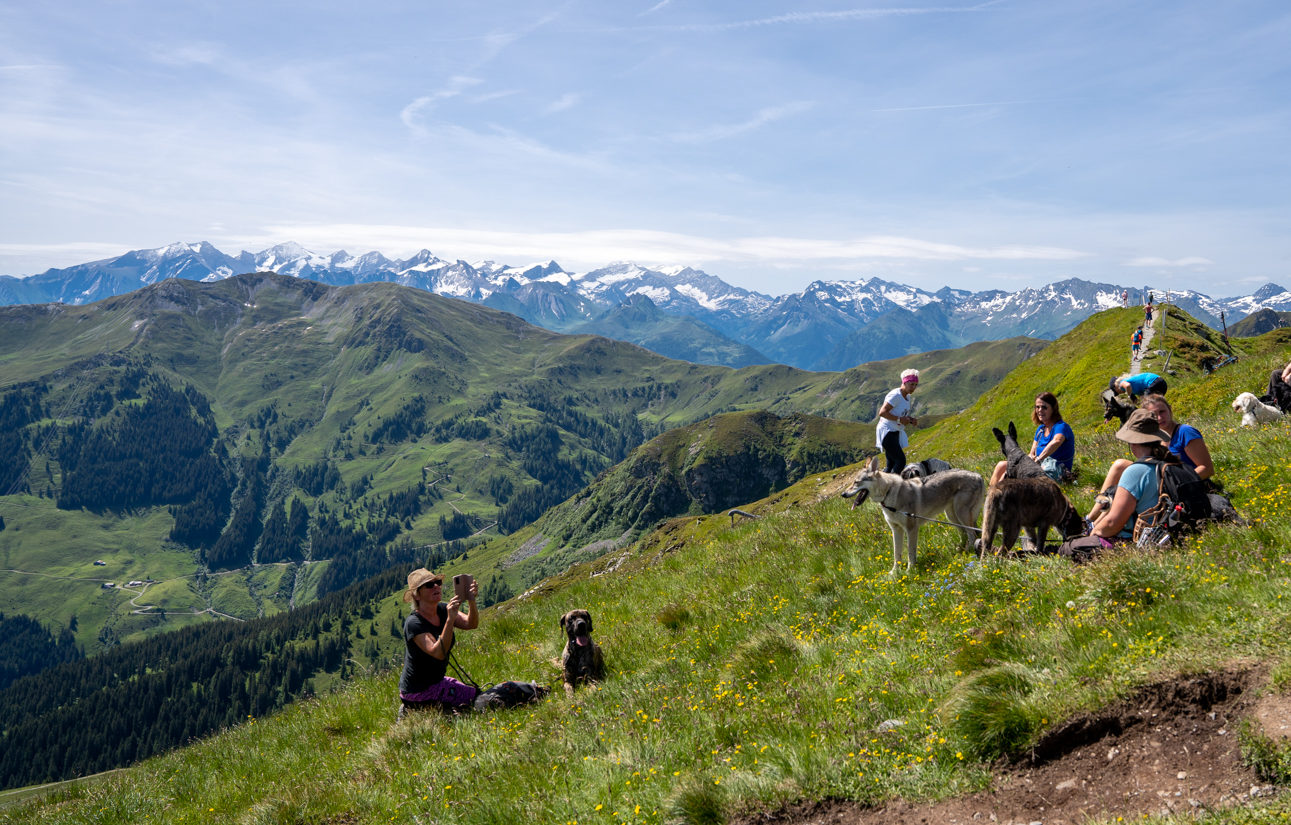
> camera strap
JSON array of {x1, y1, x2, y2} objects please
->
[{"x1": 448, "y1": 649, "x2": 481, "y2": 691}]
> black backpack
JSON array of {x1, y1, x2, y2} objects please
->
[
  {"x1": 473, "y1": 680, "x2": 549, "y2": 711},
  {"x1": 1137, "y1": 459, "x2": 1211, "y2": 541}
]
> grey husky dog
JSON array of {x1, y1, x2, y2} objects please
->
[{"x1": 841, "y1": 456, "x2": 985, "y2": 575}]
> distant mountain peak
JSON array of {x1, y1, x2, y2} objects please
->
[
  {"x1": 1252, "y1": 282, "x2": 1288, "y2": 301},
  {"x1": 5, "y1": 240, "x2": 1290, "y2": 371}
]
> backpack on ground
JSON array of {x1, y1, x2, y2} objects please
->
[
  {"x1": 473, "y1": 680, "x2": 549, "y2": 711},
  {"x1": 1134, "y1": 459, "x2": 1212, "y2": 546}
]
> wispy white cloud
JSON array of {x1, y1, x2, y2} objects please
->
[
  {"x1": 400, "y1": 76, "x2": 486, "y2": 131},
  {"x1": 1124, "y1": 256, "x2": 1214, "y2": 268},
  {"x1": 641, "y1": 0, "x2": 675, "y2": 15},
  {"x1": 230, "y1": 223, "x2": 1087, "y2": 274},
  {"x1": 544, "y1": 92, "x2": 582, "y2": 114},
  {"x1": 470, "y1": 89, "x2": 521, "y2": 104},
  {"x1": 671, "y1": 101, "x2": 815, "y2": 143},
  {"x1": 151, "y1": 43, "x2": 223, "y2": 67},
  {"x1": 640, "y1": 2, "x2": 1001, "y2": 31},
  {"x1": 871, "y1": 100, "x2": 1025, "y2": 113}
]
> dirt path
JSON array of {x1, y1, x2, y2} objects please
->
[
  {"x1": 1130, "y1": 309, "x2": 1157, "y2": 374},
  {"x1": 735, "y1": 669, "x2": 1285, "y2": 825}
]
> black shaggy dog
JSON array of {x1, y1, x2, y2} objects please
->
[
  {"x1": 977, "y1": 477, "x2": 1085, "y2": 556},
  {"x1": 899, "y1": 458, "x2": 954, "y2": 480},
  {"x1": 559, "y1": 609, "x2": 605, "y2": 696},
  {"x1": 993, "y1": 422, "x2": 1047, "y2": 480}
]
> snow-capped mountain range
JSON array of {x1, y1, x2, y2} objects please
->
[{"x1": 2, "y1": 241, "x2": 1287, "y2": 370}]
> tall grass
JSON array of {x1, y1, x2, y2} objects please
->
[{"x1": 4, "y1": 316, "x2": 1289, "y2": 825}]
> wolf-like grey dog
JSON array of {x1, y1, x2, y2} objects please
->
[
  {"x1": 900, "y1": 458, "x2": 954, "y2": 480},
  {"x1": 976, "y1": 477, "x2": 1084, "y2": 557},
  {"x1": 993, "y1": 422, "x2": 1047, "y2": 480},
  {"x1": 841, "y1": 456, "x2": 985, "y2": 576}
]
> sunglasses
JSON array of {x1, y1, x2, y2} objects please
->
[{"x1": 420, "y1": 580, "x2": 443, "y2": 590}]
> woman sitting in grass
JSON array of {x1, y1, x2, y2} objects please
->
[
  {"x1": 988, "y1": 391, "x2": 1075, "y2": 486},
  {"x1": 1060, "y1": 409, "x2": 1178, "y2": 563},
  {"x1": 1084, "y1": 393, "x2": 1213, "y2": 522},
  {"x1": 398, "y1": 568, "x2": 479, "y2": 718}
]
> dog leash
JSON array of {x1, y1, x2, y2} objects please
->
[{"x1": 877, "y1": 501, "x2": 983, "y2": 534}]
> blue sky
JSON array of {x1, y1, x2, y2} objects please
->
[{"x1": 2, "y1": 1, "x2": 1289, "y2": 296}]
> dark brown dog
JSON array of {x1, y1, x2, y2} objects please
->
[
  {"x1": 559, "y1": 609, "x2": 605, "y2": 696},
  {"x1": 993, "y1": 422, "x2": 1047, "y2": 480},
  {"x1": 976, "y1": 477, "x2": 1084, "y2": 557}
]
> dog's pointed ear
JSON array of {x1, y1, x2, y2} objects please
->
[
  {"x1": 1008, "y1": 421, "x2": 1018, "y2": 439},
  {"x1": 992, "y1": 427, "x2": 1005, "y2": 444},
  {"x1": 866, "y1": 455, "x2": 880, "y2": 472}
]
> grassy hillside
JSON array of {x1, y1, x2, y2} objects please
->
[
  {"x1": 1230, "y1": 308, "x2": 1291, "y2": 337},
  {"x1": 911, "y1": 304, "x2": 1289, "y2": 462},
  {"x1": 0, "y1": 275, "x2": 1042, "y2": 655},
  {"x1": 5, "y1": 308, "x2": 1290, "y2": 823},
  {"x1": 461, "y1": 410, "x2": 874, "y2": 595}
]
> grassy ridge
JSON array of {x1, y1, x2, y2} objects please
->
[{"x1": 5, "y1": 314, "x2": 1290, "y2": 823}]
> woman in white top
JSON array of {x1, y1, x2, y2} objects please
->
[{"x1": 875, "y1": 369, "x2": 920, "y2": 474}]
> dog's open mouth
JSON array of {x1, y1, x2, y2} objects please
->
[
  {"x1": 574, "y1": 634, "x2": 591, "y2": 647},
  {"x1": 844, "y1": 488, "x2": 870, "y2": 507}
]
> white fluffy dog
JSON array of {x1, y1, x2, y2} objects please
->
[{"x1": 1232, "y1": 391, "x2": 1283, "y2": 427}]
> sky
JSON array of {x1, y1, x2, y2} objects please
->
[{"x1": 2, "y1": 0, "x2": 1290, "y2": 297}]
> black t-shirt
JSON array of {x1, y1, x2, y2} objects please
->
[{"x1": 399, "y1": 604, "x2": 451, "y2": 694}]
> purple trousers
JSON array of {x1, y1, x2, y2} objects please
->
[{"x1": 400, "y1": 677, "x2": 478, "y2": 708}]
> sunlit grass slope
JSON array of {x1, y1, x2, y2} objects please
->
[{"x1": 6, "y1": 317, "x2": 1289, "y2": 824}]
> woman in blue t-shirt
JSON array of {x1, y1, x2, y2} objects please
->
[
  {"x1": 1059, "y1": 409, "x2": 1175, "y2": 563},
  {"x1": 988, "y1": 391, "x2": 1075, "y2": 486},
  {"x1": 1084, "y1": 393, "x2": 1213, "y2": 521}
]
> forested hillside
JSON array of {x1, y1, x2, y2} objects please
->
[{"x1": 0, "y1": 273, "x2": 1043, "y2": 657}]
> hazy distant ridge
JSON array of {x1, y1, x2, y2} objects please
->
[{"x1": 2, "y1": 241, "x2": 1287, "y2": 369}]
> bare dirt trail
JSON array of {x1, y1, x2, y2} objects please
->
[{"x1": 735, "y1": 670, "x2": 1286, "y2": 825}]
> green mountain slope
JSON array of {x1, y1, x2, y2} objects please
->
[
  {"x1": 569, "y1": 294, "x2": 773, "y2": 367},
  {"x1": 909, "y1": 304, "x2": 1282, "y2": 462},
  {"x1": 473, "y1": 409, "x2": 874, "y2": 592},
  {"x1": 1230, "y1": 308, "x2": 1291, "y2": 337},
  {"x1": 0, "y1": 274, "x2": 1042, "y2": 657},
  {"x1": 4, "y1": 306, "x2": 1289, "y2": 823}
]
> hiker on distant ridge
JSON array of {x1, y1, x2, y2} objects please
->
[{"x1": 875, "y1": 369, "x2": 920, "y2": 474}]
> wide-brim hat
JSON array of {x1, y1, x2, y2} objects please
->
[
  {"x1": 403, "y1": 567, "x2": 443, "y2": 602},
  {"x1": 1115, "y1": 409, "x2": 1169, "y2": 445}
]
